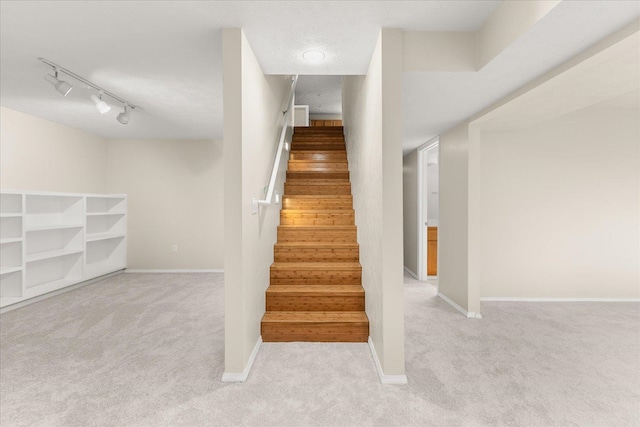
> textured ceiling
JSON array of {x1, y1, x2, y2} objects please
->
[
  {"x1": 0, "y1": 0, "x2": 638, "y2": 152},
  {"x1": 295, "y1": 76, "x2": 343, "y2": 115},
  {"x1": 0, "y1": 1, "x2": 499, "y2": 140}
]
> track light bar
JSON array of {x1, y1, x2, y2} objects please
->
[{"x1": 39, "y1": 57, "x2": 138, "y2": 124}]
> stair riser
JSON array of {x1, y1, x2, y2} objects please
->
[
  {"x1": 287, "y1": 171, "x2": 349, "y2": 180},
  {"x1": 280, "y1": 216, "x2": 354, "y2": 226},
  {"x1": 294, "y1": 128, "x2": 343, "y2": 133},
  {"x1": 291, "y1": 142, "x2": 346, "y2": 147},
  {"x1": 283, "y1": 197, "x2": 353, "y2": 210},
  {"x1": 290, "y1": 145, "x2": 346, "y2": 152},
  {"x1": 277, "y1": 228, "x2": 357, "y2": 242},
  {"x1": 274, "y1": 248, "x2": 359, "y2": 262},
  {"x1": 266, "y1": 295, "x2": 364, "y2": 311},
  {"x1": 290, "y1": 152, "x2": 347, "y2": 161},
  {"x1": 288, "y1": 163, "x2": 348, "y2": 172},
  {"x1": 284, "y1": 184, "x2": 351, "y2": 196},
  {"x1": 261, "y1": 325, "x2": 369, "y2": 342},
  {"x1": 271, "y1": 268, "x2": 361, "y2": 284}
]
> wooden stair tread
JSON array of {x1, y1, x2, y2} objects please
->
[
  {"x1": 275, "y1": 242, "x2": 358, "y2": 248},
  {"x1": 278, "y1": 225, "x2": 356, "y2": 230},
  {"x1": 271, "y1": 262, "x2": 361, "y2": 270},
  {"x1": 280, "y1": 209, "x2": 354, "y2": 215},
  {"x1": 262, "y1": 311, "x2": 367, "y2": 323},
  {"x1": 283, "y1": 195, "x2": 352, "y2": 199},
  {"x1": 285, "y1": 181, "x2": 350, "y2": 185},
  {"x1": 267, "y1": 285, "x2": 364, "y2": 295}
]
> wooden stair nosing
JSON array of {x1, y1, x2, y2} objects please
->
[
  {"x1": 271, "y1": 262, "x2": 361, "y2": 270},
  {"x1": 266, "y1": 285, "x2": 364, "y2": 296},
  {"x1": 262, "y1": 311, "x2": 368, "y2": 323}
]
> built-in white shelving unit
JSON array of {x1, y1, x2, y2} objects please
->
[{"x1": 0, "y1": 190, "x2": 127, "y2": 308}]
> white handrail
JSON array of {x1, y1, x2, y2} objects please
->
[{"x1": 252, "y1": 75, "x2": 298, "y2": 210}]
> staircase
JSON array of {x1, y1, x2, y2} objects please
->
[{"x1": 261, "y1": 126, "x2": 369, "y2": 342}]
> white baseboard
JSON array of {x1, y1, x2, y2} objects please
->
[
  {"x1": 481, "y1": 297, "x2": 640, "y2": 302},
  {"x1": 438, "y1": 292, "x2": 482, "y2": 319},
  {"x1": 125, "y1": 269, "x2": 223, "y2": 273},
  {"x1": 403, "y1": 266, "x2": 418, "y2": 280},
  {"x1": 368, "y1": 337, "x2": 408, "y2": 385},
  {"x1": 221, "y1": 336, "x2": 262, "y2": 383}
]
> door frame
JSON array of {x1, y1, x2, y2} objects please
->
[{"x1": 417, "y1": 137, "x2": 439, "y2": 282}]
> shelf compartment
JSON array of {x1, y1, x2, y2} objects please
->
[
  {"x1": 0, "y1": 193, "x2": 22, "y2": 215},
  {"x1": 85, "y1": 237, "x2": 125, "y2": 279},
  {"x1": 86, "y1": 196, "x2": 126, "y2": 214},
  {"x1": 86, "y1": 213, "x2": 125, "y2": 235},
  {"x1": 25, "y1": 195, "x2": 83, "y2": 229},
  {"x1": 25, "y1": 252, "x2": 82, "y2": 290},
  {"x1": 1, "y1": 216, "x2": 22, "y2": 240},
  {"x1": 26, "y1": 226, "x2": 83, "y2": 260},
  {"x1": 0, "y1": 241, "x2": 22, "y2": 269},
  {"x1": 0, "y1": 266, "x2": 23, "y2": 275},
  {"x1": 0, "y1": 270, "x2": 22, "y2": 298}
]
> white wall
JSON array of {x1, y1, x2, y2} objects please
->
[
  {"x1": 0, "y1": 106, "x2": 108, "y2": 193},
  {"x1": 1, "y1": 106, "x2": 224, "y2": 272},
  {"x1": 223, "y1": 28, "x2": 292, "y2": 376},
  {"x1": 343, "y1": 29, "x2": 405, "y2": 378},
  {"x1": 402, "y1": 150, "x2": 418, "y2": 276},
  {"x1": 479, "y1": 105, "x2": 639, "y2": 298},
  {"x1": 106, "y1": 139, "x2": 223, "y2": 271}
]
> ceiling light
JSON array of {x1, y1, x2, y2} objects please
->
[
  {"x1": 38, "y1": 57, "x2": 140, "y2": 121},
  {"x1": 91, "y1": 93, "x2": 111, "y2": 114},
  {"x1": 302, "y1": 50, "x2": 325, "y2": 63},
  {"x1": 44, "y1": 70, "x2": 73, "y2": 96},
  {"x1": 117, "y1": 105, "x2": 131, "y2": 124}
]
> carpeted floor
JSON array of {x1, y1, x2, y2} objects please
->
[{"x1": 0, "y1": 273, "x2": 638, "y2": 427}]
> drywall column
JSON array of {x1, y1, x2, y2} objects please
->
[
  {"x1": 222, "y1": 28, "x2": 291, "y2": 380},
  {"x1": 380, "y1": 28, "x2": 406, "y2": 378},
  {"x1": 342, "y1": 29, "x2": 406, "y2": 382},
  {"x1": 438, "y1": 123, "x2": 480, "y2": 317},
  {"x1": 402, "y1": 150, "x2": 419, "y2": 277}
]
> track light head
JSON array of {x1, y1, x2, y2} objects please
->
[
  {"x1": 44, "y1": 71, "x2": 73, "y2": 96},
  {"x1": 90, "y1": 93, "x2": 111, "y2": 114},
  {"x1": 117, "y1": 105, "x2": 131, "y2": 125}
]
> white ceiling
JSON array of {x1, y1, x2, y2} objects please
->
[
  {"x1": 0, "y1": 1, "x2": 499, "y2": 140},
  {"x1": 403, "y1": 0, "x2": 640, "y2": 152},
  {"x1": 0, "y1": 1, "x2": 638, "y2": 151}
]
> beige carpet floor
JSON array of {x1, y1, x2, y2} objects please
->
[{"x1": 1, "y1": 273, "x2": 638, "y2": 427}]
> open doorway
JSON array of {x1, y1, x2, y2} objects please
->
[{"x1": 417, "y1": 138, "x2": 439, "y2": 284}]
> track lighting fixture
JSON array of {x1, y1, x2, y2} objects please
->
[
  {"x1": 117, "y1": 105, "x2": 131, "y2": 125},
  {"x1": 38, "y1": 57, "x2": 139, "y2": 124},
  {"x1": 44, "y1": 70, "x2": 73, "y2": 96},
  {"x1": 90, "y1": 92, "x2": 111, "y2": 114}
]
